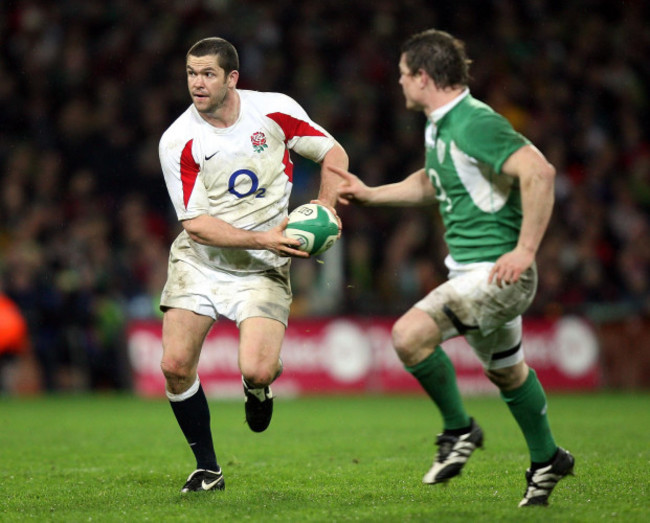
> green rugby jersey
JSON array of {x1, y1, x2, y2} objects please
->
[{"x1": 425, "y1": 91, "x2": 530, "y2": 263}]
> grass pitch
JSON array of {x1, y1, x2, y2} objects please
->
[{"x1": 0, "y1": 392, "x2": 648, "y2": 522}]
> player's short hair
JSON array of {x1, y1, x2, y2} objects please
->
[
  {"x1": 401, "y1": 29, "x2": 471, "y2": 89},
  {"x1": 186, "y1": 37, "x2": 239, "y2": 74}
]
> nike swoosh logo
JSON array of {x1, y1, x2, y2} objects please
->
[
  {"x1": 202, "y1": 478, "x2": 222, "y2": 490},
  {"x1": 205, "y1": 151, "x2": 219, "y2": 160}
]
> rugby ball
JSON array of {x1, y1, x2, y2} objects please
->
[{"x1": 286, "y1": 203, "x2": 339, "y2": 256}]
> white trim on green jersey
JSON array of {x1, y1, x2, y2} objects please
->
[{"x1": 425, "y1": 90, "x2": 530, "y2": 263}]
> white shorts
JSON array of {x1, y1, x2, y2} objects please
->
[
  {"x1": 414, "y1": 257, "x2": 537, "y2": 369},
  {"x1": 160, "y1": 258, "x2": 292, "y2": 327}
]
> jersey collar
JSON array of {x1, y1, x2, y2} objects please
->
[{"x1": 428, "y1": 88, "x2": 470, "y2": 124}]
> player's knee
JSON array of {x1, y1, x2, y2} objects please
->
[
  {"x1": 485, "y1": 369, "x2": 510, "y2": 389},
  {"x1": 240, "y1": 364, "x2": 275, "y2": 388},
  {"x1": 160, "y1": 357, "x2": 193, "y2": 383},
  {"x1": 392, "y1": 313, "x2": 440, "y2": 365},
  {"x1": 484, "y1": 363, "x2": 528, "y2": 391},
  {"x1": 391, "y1": 320, "x2": 417, "y2": 362}
]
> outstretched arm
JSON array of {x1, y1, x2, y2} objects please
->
[
  {"x1": 332, "y1": 166, "x2": 437, "y2": 207},
  {"x1": 489, "y1": 144, "x2": 555, "y2": 287}
]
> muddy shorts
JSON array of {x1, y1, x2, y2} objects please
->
[{"x1": 414, "y1": 257, "x2": 537, "y2": 369}]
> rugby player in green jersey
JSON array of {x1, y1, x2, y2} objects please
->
[{"x1": 333, "y1": 29, "x2": 574, "y2": 507}]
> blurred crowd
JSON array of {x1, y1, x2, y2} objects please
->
[{"x1": 1, "y1": 0, "x2": 649, "y2": 391}]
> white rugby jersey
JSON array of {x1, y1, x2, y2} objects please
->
[{"x1": 159, "y1": 89, "x2": 336, "y2": 273}]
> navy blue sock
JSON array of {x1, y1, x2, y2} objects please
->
[{"x1": 169, "y1": 382, "x2": 218, "y2": 471}]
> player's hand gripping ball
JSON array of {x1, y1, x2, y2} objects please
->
[{"x1": 286, "y1": 203, "x2": 339, "y2": 256}]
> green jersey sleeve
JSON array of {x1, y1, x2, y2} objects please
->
[{"x1": 454, "y1": 101, "x2": 529, "y2": 174}]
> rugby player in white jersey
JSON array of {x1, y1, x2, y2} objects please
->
[
  {"x1": 332, "y1": 29, "x2": 574, "y2": 507},
  {"x1": 158, "y1": 37, "x2": 348, "y2": 493}
]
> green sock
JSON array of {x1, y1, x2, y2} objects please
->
[
  {"x1": 406, "y1": 348, "x2": 471, "y2": 431},
  {"x1": 501, "y1": 368, "x2": 557, "y2": 463}
]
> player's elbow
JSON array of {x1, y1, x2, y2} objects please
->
[
  {"x1": 536, "y1": 162, "x2": 556, "y2": 201},
  {"x1": 186, "y1": 230, "x2": 205, "y2": 244},
  {"x1": 539, "y1": 160, "x2": 556, "y2": 183},
  {"x1": 182, "y1": 217, "x2": 209, "y2": 245},
  {"x1": 323, "y1": 142, "x2": 349, "y2": 169},
  {"x1": 526, "y1": 159, "x2": 555, "y2": 194}
]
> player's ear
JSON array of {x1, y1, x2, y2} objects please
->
[
  {"x1": 227, "y1": 69, "x2": 239, "y2": 87},
  {"x1": 418, "y1": 69, "x2": 430, "y2": 87}
]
